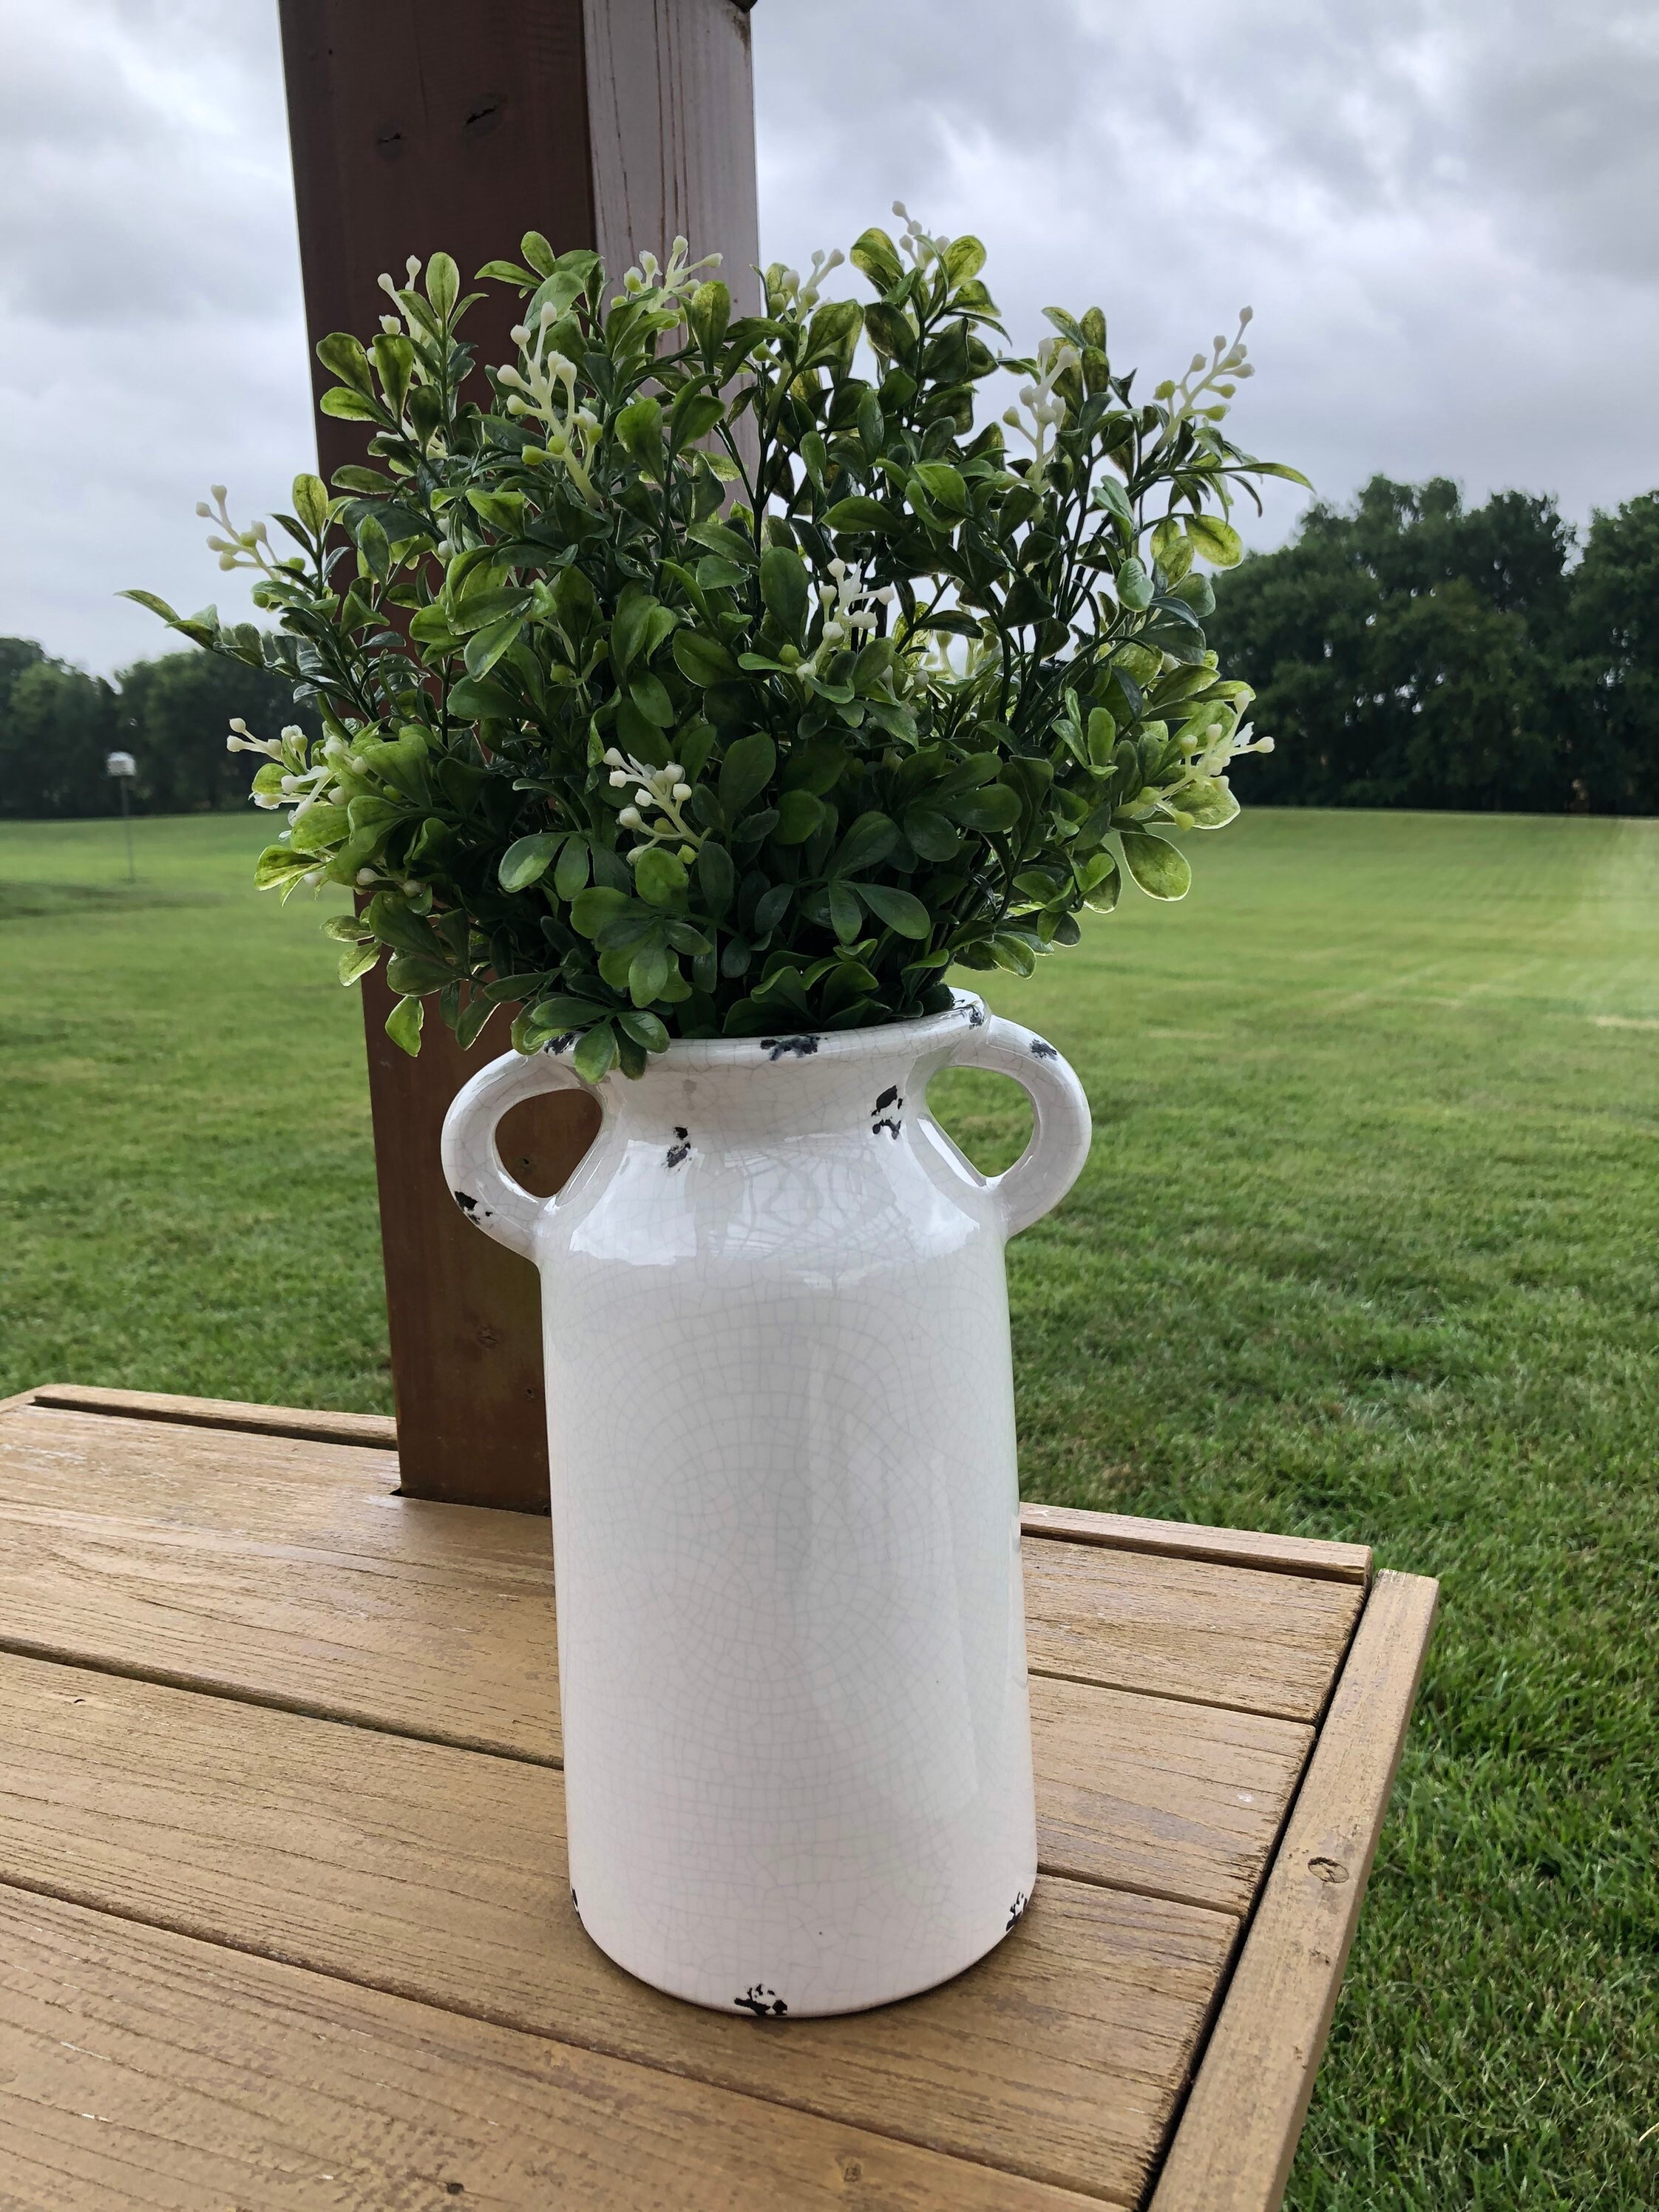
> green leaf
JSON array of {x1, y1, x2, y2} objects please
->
[
  {"x1": 424, "y1": 252, "x2": 461, "y2": 319},
  {"x1": 499, "y1": 832, "x2": 563, "y2": 892},
  {"x1": 1179, "y1": 777, "x2": 1241, "y2": 830},
  {"x1": 1119, "y1": 829, "x2": 1192, "y2": 900},
  {"x1": 1079, "y1": 854, "x2": 1122, "y2": 912},
  {"x1": 316, "y1": 331, "x2": 373, "y2": 394},
  {"x1": 832, "y1": 810, "x2": 899, "y2": 875},
  {"x1": 759, "y1": 545, "x2": 810, "y2": 642},
  {"x1": 628, "y1": 940, "x2": 670, "y2": 1005},
  {"x1": 573, "y1": 1022, "x2": 618, "y2": 1084},
  {"x1": 696, "y1": 841, "x2": 735, "y2": 915},
  {"x1": 669, "y1": 387, "x2": 725, "y2": 449},
  {"x1": 385, "y1": 994, "x2": 424, "y2": 1055},
  {"x1": 856, "y1": 883, "x2": 931, "y2": 940},
  {"x1": 946, "y1": 783, "x2": 1022, "y2": 834},
  {"x1": 118, "y1": 588, "x2": 181, "y2": 626},
  {"x1": 687, "y1": 279, "x2": 731, "y2": 356},
  {"x1": 616, "y1": 1009, "x2": 670, "y2": 1052},
  {"x1": 829, "y1": 881, "x2": 864, "y2": 943},
  {"x1": 291, "y1": 474, "x2": 330, "y2": 535},
  {"x1": 464, "y1": 613, "x2": 524, "y2": 679},
  {"x1": 320, "y1": 387, "x2": 382, "y2": 422},
  {"x1": 719, "y1": 732, "x2": 776, "y2": 820},
  {"x1": 254, "y1": 844, "x2": 314, "y2": 891},
  {"x1": 1116, "y1": 557, "x2": 1154, "y2": 610},
  {"x1": 989, "y1": 932, "x2": 1038, "y2": 976},
  {"x1": 773, "y1": 789, "x2": 823, "y2": 844},
  {"x1": 553, "y1": 835, "x2": 591, "y2": 900},
  {"x1": 673, "y1": 629, "x2": 739, "y2": 687},
  {"x1": 570, "y1": 886, "x2": 633, "y2": 938},
  {"x1": 943, "y1": 235, "x2": 987, "y2": 290},
  {"x1": 864, "y1": 302, "x2": 915, "y2": 359},
  {"x1": 903, "y1": 804, "x2": 964, "y2": 862},
  {"x1": 338, "y1": 941, "x2": 380, "y2": 985},
  {"x1": 385, "y1": 949, "x2": 455, "y2": 994},
  {"x1": 616, "y1": 395, "x2": 664, "y2": 474},
  {"x1": 912, "y1": 461, "x2": 968, "y2": 517},
  {"x1": 822, "y1": 495, "x2": 893, "y2": 535},
  {"x1": 753, "y1": 883, "x2": 793, "y2": 934},
  {"x1": 1185, "y1": 514, "x2": 1244, "y2": 569},
  {"x1": 849, "y1": 226, "x2": 903, "y2": 291},
  {"x1": 634, "y1": 847, "x2": 688, "y2": 906}
]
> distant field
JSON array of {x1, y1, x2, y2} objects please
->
[{"x1": 1, "y1": 804, "x2": 1655, "y2": 2207}]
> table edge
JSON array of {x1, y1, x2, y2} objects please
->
[{"x1": 1147, "y1": 1568, "x2": 1439, "y2": 2212}]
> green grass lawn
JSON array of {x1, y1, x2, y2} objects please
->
[{"x1": 1, "y1": 805, "x2": 1655, "y2": 2206}]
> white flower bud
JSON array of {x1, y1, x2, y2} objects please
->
[
  {"x1": 356, "y1": 867, "x2": 377, "y2": 884},
  {"x1": 210, "y1": 484, "x2": 227, "y2": 501},
  {"x1": 195, "y1": 501, "x2": 211, "y2": 518},
  {"x1": 303, "y1": 869, "x2": 324, "y2": 886},
  {"x1": 634, "y1": 788, "x2": 654, "y2": 809},
  {"x1": 229, "y1": 717, "x2": 248, "y2": 733},
  {"x1": 1239, "y1": 305, "x2": 1254, "y2": 325},
  {"x1": 380, "y1": 315, "x2": 401, "y2": 334},
  {"x1": 673, "y1": 783, "x2": 692, "y2": 802},
  {"x1": 510, "y1": 324, "x2": 529, "y2": 345},
  {"x1": 218, "y1": 553, "x2": 237, "y2": 571},
  {"x1": 619, "y1": 806, "x2": 644, "y2": 830},
  {"x1": 664, "y1": 764, "x2": 683, "y2": 782},
  {"x1": 406, "y1": 256, "x2": 421, "y2": 281},
  {"x1": 400, "y1": 879, "x2": 420, "y2": 895},
  {"x1": 603, "y1": 747, "x2": 625, "y2": 767},
  {"x1": 608, "y1": 770, "x2": 628, "y2": 787}
]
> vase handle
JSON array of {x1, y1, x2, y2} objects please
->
[
  {"x1": 949, "y1": 1006, "x2": 1093, "y2": 1239},
  {"x1": 439, "y1": 1045, "x2": 603, "y2": 1261}
]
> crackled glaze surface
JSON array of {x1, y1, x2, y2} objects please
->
[{"x1": 441, "y1": 993, "x2": 1091, "y2": 2015}]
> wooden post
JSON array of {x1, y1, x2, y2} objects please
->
[{"x1": 278, "y1": 0, "x2": 761, "y2": 1507}]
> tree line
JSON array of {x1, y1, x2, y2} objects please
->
[
  {"x1": 4, "y1": 477, "x2": 1658, "y2": 818},
  {"x1": 0, "y1": 642, "x2": 314, "y2": 819},
  {"x1": 1209, "y1": 478, "x2": 1659, "y2": 814}
]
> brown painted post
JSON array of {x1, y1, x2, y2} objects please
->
[{"x1": 277, "y1": 0, "x2": 761, "y2": 1507}]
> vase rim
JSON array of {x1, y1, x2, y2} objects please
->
[{"x1": 554, "y1": 989, "x2": 989, "y2": 1079}]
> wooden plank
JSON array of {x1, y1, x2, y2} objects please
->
[
  {"x1": 583, "y1": 0, "x2": 762, "y2": 319},
  {"x1": 1025, "y1": 1536, "x2": 1365, "y2": 1725},
  {"x1": 278, "y1": 0, "x2": 759, "y2": 1510},
  {"x1": 1031, "y1": 1676, "x2": 1311, "y2": 1916},
  {"x1": 27, "y1": 1382, "x2": 398, "y2": 1451},
  {"x1": 1020, "y1": 1502, "x2": 1371, "y2": 1586},
  {"x1": 0, "y1": 1413, "x2": 1322, "y2": 1918},
  {"x1": 0, "y1": 1654, "x2": 1235, "y2": 2205},
  {"x1": 0, "y1": 1887, "x2": 1098, "y2": 2212},
  {"x1": 1150, "y1": 1571, "x2": 1439, "y2": 2212},
  {"x1": 1, "y1": 1406, "x2": 1354, "y2": 1738}
]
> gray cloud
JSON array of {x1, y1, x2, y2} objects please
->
[{"x1": 0, "y1": 0, "x2": 1652, "y2": 674}]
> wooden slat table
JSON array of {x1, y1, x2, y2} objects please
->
[{"x1": 0, "y1": 1385, "x2": 1436, "y2": 2211}]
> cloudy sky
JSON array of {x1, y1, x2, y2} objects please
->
[{"x1": 2, "y1": 0, "x2": 1655, "y2": 674}]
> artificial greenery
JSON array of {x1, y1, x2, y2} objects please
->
[{"x1": 130, "y1": 211, "x2": 1301, "y2": 1082}]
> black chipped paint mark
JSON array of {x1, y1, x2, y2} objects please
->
[
  {"x1": 542, "y1": 1031, "x2": 576, "y2": 1057},
  {"x1": 570, "y1": 1887, "x2": 579, "y2": 1918},
  {"x1": 735, "y1": 1984, "x2": 788, "y2": 2018},
  {"x1": 966, "y1": 1002, "x2": 987, "y2": 1028},
  {"x1": 665, "y1": 1126, "x2": 691, "y2": 1169},
  {"x1": 1006, "y1": 1889, "x2": 1029, "y2": 1933},
  {"x1": 1028, "y1": 1037, "x2": 1059, "y2": 1060},
  {"x1": 761, "y1": 1035, "x2": 820, "y2": 1061},
  {"x1": 453, "y1": 1190, "x2": 490, "y2": 1221},
  {"x1": 871, "y1": 1087, "x2": 903, "y2": 1139}
]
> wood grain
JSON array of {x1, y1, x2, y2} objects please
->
[
  {"x1": 0, "y1": 1652, "x2": 1234, "y2": 2204},
  {"x1": 0, "y1": 1406, "x2": 1355, "y2": 1742},
  {"x1": 1020, "y1": 1503, "x2": 1371, "y2": 1586},
  {"x1": 1031, "y1": 1676, "x2": 1311, "y2": 1916},
  {"x1": 1150, "y1": 1572, "x2": 1439, "y2": 2212},
  {"x1": 0, "y1": 1886, "x2": 1100, "y2": 2212},
  {"x1": 27, "y1": 1382, "x2": 398, "y2": 1450},
  {"x1": 1025, "y1": 1537, "x2": 1365, "y2": 1724}
]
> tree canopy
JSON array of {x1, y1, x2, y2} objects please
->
[
  {"x1": 0, "y1": 646, "x2": 315, "y2": 819},
  {"x1": 1207, "y1": 478, "x2": 1659, "y2": 813}
]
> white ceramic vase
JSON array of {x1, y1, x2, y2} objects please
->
[{"x1": 441, "y1": 991, "x2": 1091, "y2": 2016}]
